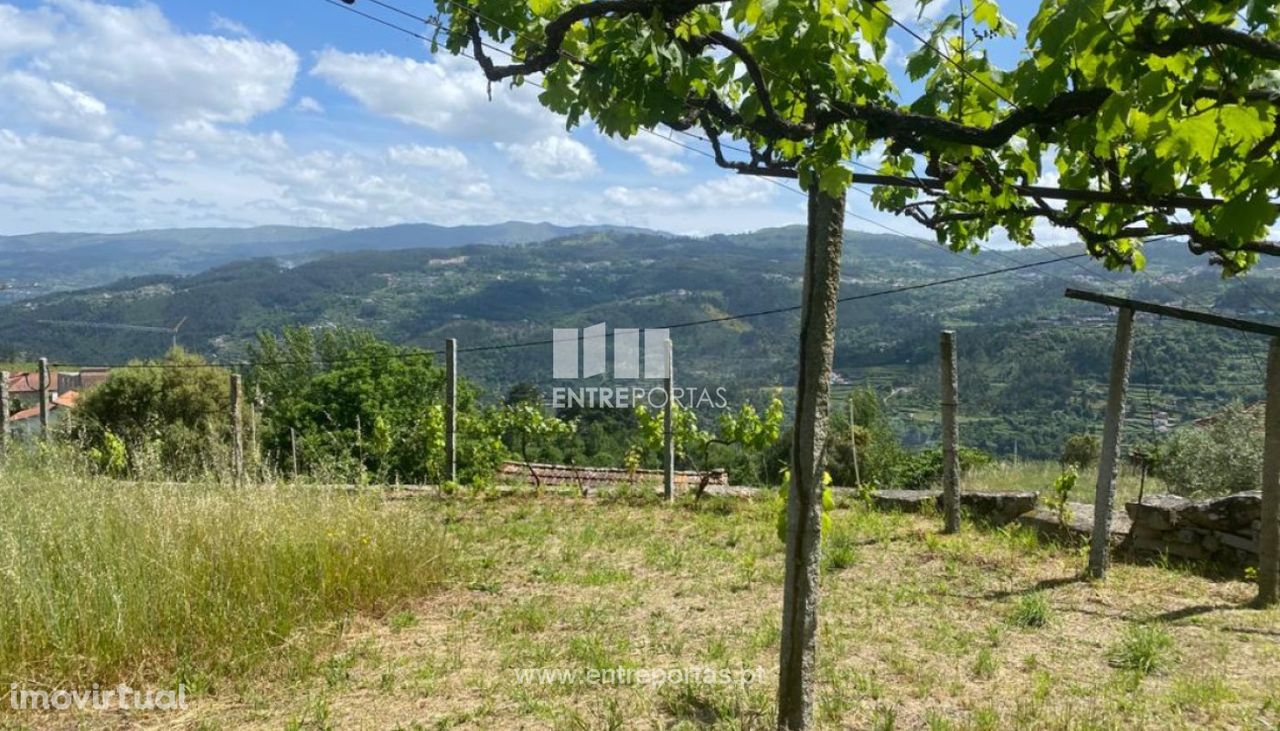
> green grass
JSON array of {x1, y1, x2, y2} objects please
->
[
  {"x1": 1007, "y1": 592, "x2": 1053, "y2": 629},
  {"x1": 0, "y1": 454, "x2": 451, "y2": 686},
  {"x1": 1107, "y1": 624, "x2": 1177, "y2": 677},
  {"x1": 3, "y1": 470, "x2": 1277, "y2": 729},
  {"x1": 967, "y1": 459, "x2": 1165, "y2": 504}
]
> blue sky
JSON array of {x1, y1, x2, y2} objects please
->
[{"x1": 0, "y1": 0, "x2": 1048, "y2": 238}]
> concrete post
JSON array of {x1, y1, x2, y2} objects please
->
[
  {"x1": 445, "y1": 338, "x2": 457, "y2": 484},
  {"x1": 38, "y1": 358, "x2": 49, "y2": 439},
  {"x1": 230, "y1": 373, "x2": 243, "y2": 486},
  {"x1": 0, "y1": 371, "x2": 8, "y2": 457},
  {"x1": 1257, "y1": 337, "x2": 1280, "y2": 606},
  {"x1": 1088, "y1": 307, "x2": 1135, "y2": 579},
  {"x1": 663, "y1": 339, "x2": 675, "y2": 501},
  {"x1": 940, "y1": 330, "x2": 961, "y2": 534}
]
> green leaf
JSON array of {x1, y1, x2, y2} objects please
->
[{"x1": 1213, "y1": 190, "x2": 1275, "y2": 242}]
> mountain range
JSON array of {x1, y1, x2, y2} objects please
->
[
  {"x1": 0, "y1": 221, "x2": 657, "y2": 301},
  {"x1": 0, "y1": 222, "x2": 1274, "y2": 459}
]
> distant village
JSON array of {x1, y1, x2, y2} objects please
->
[{"x1": 4, "y1": 368, "x2": 109, "y2": 435}]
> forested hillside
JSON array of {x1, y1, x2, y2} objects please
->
[
  {"x1": 1, "y1": 227, "x2": 1273, "y2": 459},
  {"x1": 0, "y1": 221, "x2": 654, "y2": 302}
]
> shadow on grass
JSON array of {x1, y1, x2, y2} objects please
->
[{"x1": 982, "y1": 574, "x2": 1087, "y2": 601}]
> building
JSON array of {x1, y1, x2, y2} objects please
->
[
  {"x1": 58, "y1": 369, "x2": 110, "y2": 394},
  {"x1": 10, "y1": 390, "x2": 79, "y2": 436}
]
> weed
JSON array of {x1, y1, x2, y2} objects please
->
[
  {"x1": 1107, "y1": 624, "x2": 1176, "y2": 676},
  {"x1": 1008, "y1": 592, "x2": 1053, "y2": 628}
]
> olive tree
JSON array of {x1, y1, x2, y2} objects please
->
[{"x1": 406, "y1": 0, "x2": 1280, "y2": 725}]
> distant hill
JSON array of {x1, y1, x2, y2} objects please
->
[
  {"x1": 0, "y1": 225, "x2": 1272, "y2": 460},
  {"x1": 0, "y1": 221, "x2": 659, "y2": 302}
]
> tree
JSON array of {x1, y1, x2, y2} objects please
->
[
  {"x1": 424, "y1": 0, "x2": 1280, "y2": 723},
  {"x1": 1061, "y1": 433, "x2": 1102, "y2": 469},
  {"x1": 70, "y1": 348, "x2": 232, "y2": 479},
  {"x1": 250, "y1": 327, "x2": 504, "y2": 485},
  {"x1": 1154, "y1": 403, "x2": 1264, "y2": 497}
]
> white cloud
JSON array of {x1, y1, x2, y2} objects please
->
[
  {"x1": 604, "y1": 176, "x2": 778, "y2": 211},
  {"x1": 312, "y1": 49, "x2": 562, "y2": 142},
  {"x1": 498, "y1": 136, "x2": 599, "y2": 181},
  {"x1": 0, "y1": 4, "x2": 59, "y2": 60},
  {"x1": 388, "y1": 144, "x2": 469, "y2": 170},
  {"x1": 886, "y1": 0, "x2": 951, "y2": 23},
  {"x1": 34, "y1": 0, "x2": 297, "y2": 123},
  {"x1": 0, "y1": 71, "x2": 112, "y2": 139},
  {"x1": 606, "y1": 130, "x2": 691, "y2": 176},
  {"x1": 293, "y1": 96, "x2": 324, "y2": 114},
  {"x1": 689, "y1": 175, "x2": 777, "y2": 207},
  {"x1": 604, "y1": 186, "x2": 679, "y2": 209},
  {"x1": 210, "y1": 13, "x2": 251, "y2": 37}
]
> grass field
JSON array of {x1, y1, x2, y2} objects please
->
[
  {"x1": 0, "y1": 458, "x2": 451, "y2": 692},
  {"x1": 965, "y1": 459, "x2": 1166, "y2": 505},
  {"x1": 6, "y1": 480, "x2": 1277, "y2": 730}
]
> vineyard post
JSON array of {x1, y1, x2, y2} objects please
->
[
  {"x1": 1089, "y1": 307, "x2": 1135, "y2": 579},
  {"x1": 663, "y1": 338, "x2": 674, "y2": 502},
  {"x1": 230, "y1": 373, "x2": 243, "y2": 487},
  {"x1": 445, "y1": 338, "x2": 457, "y2": 485},
  {"x1": 250, "y1": 384, "x2": 261, "y2": 479},
  {"x1": 940, "y1": 330, "x2": 961, "y2": 534},
  {"x1": 849, "y1": 399, "x2": 861, "y2": 488},
  {"x1": 1258, "y1": 337, "x2": 1280, "y2": 606},
  {"x1": 0, "y1": 371, "x2": 8, "y2": 458},
  {"x1": 38, "y1": 358, "x2": 49, "y2": 439}
]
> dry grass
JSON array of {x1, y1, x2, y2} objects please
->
[{"x1": 9, "y1": 490, "x2": 1280, "y2": 730}]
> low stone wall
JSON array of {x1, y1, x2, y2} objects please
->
[
  {"x1": 872, "y1": 490, "x2": 1039, "y2": 525},
  {"x1": 498, "y1": 461, "x2": 727, "y2": 489},
  {"x1": 1125, "y1": 491, "x2": 1261, "y2": 566},
  {"x1": 1017, "y1": 502, "x2": 1132, "y2": 547},
  {"x1": 870, "y1": 487, "x2": 1263, "y2": 573}
]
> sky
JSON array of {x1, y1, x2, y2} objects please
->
[{"x1": 0, "y1": 0, "x2": 1046, "y2": 238}]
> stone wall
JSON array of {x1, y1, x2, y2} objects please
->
[
  {"x1": 870, "y1": 488, "x2": 1263, "y2": 573},
  {"x1": 498, "y1": 461, "x2": 728, "y2": 489},
  {"x1": 871, "y1": 489, "x2": 1039, "y2": 525},
  {"x1": 1125, "y1": 491, "x2": 1261, "y2": 567}
]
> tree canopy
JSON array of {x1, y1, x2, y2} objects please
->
[{"x1": 437, "y1": 0, "x2": 1280, "y2": 272}]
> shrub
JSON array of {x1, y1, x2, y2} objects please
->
[
  {"x1": 68, "y1": 348, "x2": 232, "y2": 479},
  {"x1": 1152, "y1": 403, "x2": 1263, "y2": 497},
  {"x1": 1060, "y1": 433, "x2": 1100, "y2": 468},
  {"x1": 1046, "y1": 467, "x2": 1077, "y2": 524},
  {"x1": 825, "y1": 388, "x2": 904, "y2": 488},
  {"x1": 251, "y1": 327, "x2": 506, "y2": 485},
  {"x1": 895, "y1": 447, "x2": 995, "y2": 490}
]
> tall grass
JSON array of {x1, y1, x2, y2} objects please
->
[
  {"x1": 966, "y1": 459, "x2": 1164, "y2": 505},
  {"x1": 0, "y1": 446, "x2": 451, "y2": 686}
]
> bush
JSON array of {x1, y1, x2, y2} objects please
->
[
  {"x1": 251, "y1": 327, "x2": 507, "y2": 485},
  {"x1": 68, "y1": 348, "x2": 233, "y2": 479},
  {"x1": 895, "y1": 447, "x2": 995, "y2": 490},
  {"x1": 1152, "y1": 403, "x2": 1263, "y2": 497},
  {"x1": 825, "y1": 388, "x2": 905, "y2": 488},
  {"x1": 1060, "y1": 433, "x2": 1100, "y2": 468}
]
